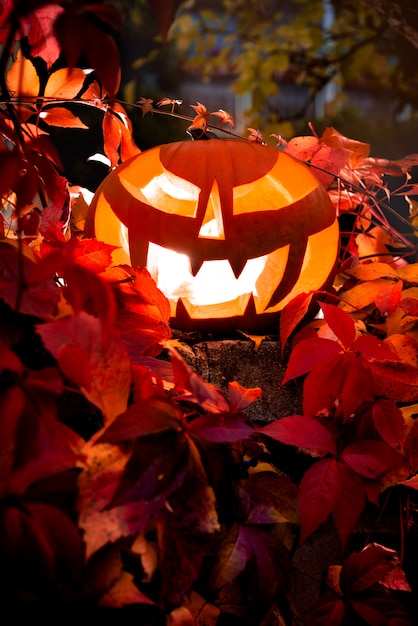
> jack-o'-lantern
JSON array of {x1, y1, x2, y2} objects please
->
[{"x1": 86, "y1": 139, "x2": 339, "y2": 332}]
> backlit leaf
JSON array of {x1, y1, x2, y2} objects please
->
[
  {"x1": 320, "y1": 302, "x2": 356, "y2": 349},
  {"x1": 227, "y1": 380, "x2": 262, "y2": 413},
  {"x1": 44, "y1": 67, "x2": 90, "y2": 98},
  {"x1": 280, "y1": 291, "x2": 313, "y2": 349},
  {"x1": 282, "y1": 337, "x2": 341, "y2": 384}
]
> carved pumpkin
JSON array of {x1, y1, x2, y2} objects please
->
[{"x1": 87, "y1": 139, "x2": 339, "y2": 332}]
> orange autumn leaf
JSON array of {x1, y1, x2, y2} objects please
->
[
  {"x1": 188, "y1": 102, "x2": 211, "y2": 133},
  {"x1": 6, "y1": 49, "x2": 39, "y2": 100},
  {"x1": 44, "y1": 67, "x2": 92, "y2": 99}
]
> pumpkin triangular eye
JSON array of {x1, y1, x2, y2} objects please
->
[{"x1": 198, "y1": 181, "x2": 225, "y2": 240}]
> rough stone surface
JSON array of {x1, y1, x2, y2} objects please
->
[{"x1": 177, "y1": 339, "x2": 302, "y2": 422}]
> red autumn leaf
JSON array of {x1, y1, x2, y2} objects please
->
[
  {"x1": 77, "y1": 442, "x2": 163, "y2": 558},
  {"x1": 156, "y1": 440, "x2": 219, "y2": 607},
  {"x1": 260, "y1": 415, "x2": 336, "y2": 456},
  {"x1": 381, "y1": 564, "x2": 411, "y2": 592},
  {"x1": 280, "y1": 291, "x2": 313, "y2": 350},
  {"x1": 372, "y1": 399, "x2": 405, "y2": 450},
  {"x1": 21, "y1": 4, "x2": 63, "y2": 68},
  {"x1": 332, "y1": 463, "x2": 366, "y2": 547},
  {"x1": 169, "y1": 348, "x2": 229, "y2": 413},
  {"x1": 298, "y1": 457, "x2": 341, "y2": 543},
  {"x1": 282, "y1": 337, "x2": 342, "y2": 384},
  {"x1": 341, "y1": 440, "x2": 402, "y2": 479},
  {"x1": 399, "y1": 297, "x2": 418, "y2": 316},
  {"x1": 57, "y1": 343, "x2": 92, "y2": 391},
  {"x1": 38, "y1": 173, "x2": 69, "y2": 241},
  {"x1": 339, "y1": 353, "x2": 374, "y2": 418},
  {"x1": 362, "y1": 154, "x2": 418, "y2": 177},
  {"x1": 303, "y1": 353, "x2": 345, "y2": 417},
  {"x1": 109, "y1": 430, "x2": 189, "y2": 507},
  {"x1": 72, "y1": 238, "x2": 118, "y2": 273},
  {"x1": 351, "y1": 334, "x2": 398, "y2": 360},
  {"x1": 64, "y1": 263, "x2": 117, "y2": 347},
  {"x1": 285, "y1": 134, "x2": 346, "y2": 187},
  {"x1": 106, "y1": 266, "x2": 170, "y2": 359},
  {"x1": 367, "y1": 359, "x2": 418, "y2": 403},
  {"x1": 5, "y1": 382, "x2": 82, "y2": 496},
  {"x1": 320, "y1": 302, "x2": 356, "y2": 349},
  {"x1": 39, "y1": 107, "x2": 89, "y2": 129},
  {"x1": 98, "y1": 397, "x2": 182, "y2": 443},
  {"x1": 0, "y1": 241, "x2": 60, "y2": 320},
  {"x1": 227, "y1": 380, "x2": 262, "y2": 414},
  {"x1": 340, "y1": 543, "x2": 398, "y2": 594},
  {"x1": 374, "y1": 279, "x2": 403, "y2": 316},
  {"x1": 188, "y1": 413, "x2": 254, "y2": 443},
  {"x1": 320, "y1": 127, "x2": 370, "y2": 169},
  {"x1": 37, "y1": 312, "x2": 131, "y2": 424}
]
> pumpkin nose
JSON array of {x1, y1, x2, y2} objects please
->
[{"x1": 198, "y1": 181, "x2": 225, "y2": 240}]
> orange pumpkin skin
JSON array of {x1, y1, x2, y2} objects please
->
[{"x1": 87, "y1": 139, "x2": 339, "y2": 332}]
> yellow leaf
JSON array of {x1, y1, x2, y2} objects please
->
[{"x1": 346, "y1": 262, "x2": 398, "y2": 281}]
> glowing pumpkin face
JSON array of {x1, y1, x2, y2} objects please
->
[{"x1": 87, "y1": 139, "x2": 339, "y2": 332}]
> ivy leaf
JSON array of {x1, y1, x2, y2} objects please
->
[
  {"x1": 332, "y1": 464, "x2": 366, "y2": 547},
  {"x1": 282, "y1": 337, "x2": 342, "y2": 384},
  {"x1": 6, "y1": 49, "x2": 39, "y2": 99},
  {"x1": 188, "y1": 413, "x2": 254, "y2": 443},
  {"x1": 77, "y1": 443, "x2": 163, "y2": 558},
  {"x1": 367, "y1": 359, "x2": 418, "y2": 403},
  {"x1": 37, "y1": 312, "x2": 131, "y2": 425},
  {"x1": 320, "y1": 302, "x2": 356, "y2": 350},
  {"x1": 169, "y1": 348, "x2": 229, "y2": 413},
  {"x1": 340, "y1": 543, "x2": 398, "y2": 594},
  {"x1": 44, "y1": 67, "x2": 91, "y2": 98},
  {"x1": 341, "y1": 441, "x2": 402, "y2": 479},
  {"x1": 279, "y1": 291, "x2": 313, "y2": 350},
  {"x1": 188, "y1": 102, "x2": 211, "y2": 134},
  {"x1": 98, "y1": 397, "x2": 183, "y2": 443},
  {"x1": 260, "y1": 416, "x2": 336, "y2": 456},
  {"x1": 372, "y1": 399, "x2": 405, "y2": 450},
  {"x1": 39, "y1": 107, "x2": 89, "y2": 129},
  {"x1": 298, "y1": 458, "x2": 341, "y2": 543},
  {"x1": 227, "y1": 380, "x2": 262, "y2": 414},
  {"x1": 303, "y1": 353, "x2": 345, "y2": 417},
  {"x1": 0, "y1": 241, "x2": 60, "y2": 320}
]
